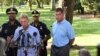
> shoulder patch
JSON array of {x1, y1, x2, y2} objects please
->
[{"x1": 40, "y1": 26, "x2": 43, "y2": 30}]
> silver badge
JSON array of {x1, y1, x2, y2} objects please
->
[
  {"x1": 10, "y1": 8, "x2": 13, "y2": 11},
  {"x1": 40, "y1": 26, "x2": 43, "y2": 30}
]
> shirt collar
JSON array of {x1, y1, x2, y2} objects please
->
[
  {"x1": 22, "y1": 25, "x2": 30, "y2": 32},
  {"x1": 57, "y1": 19, "x2": 65, "y2": 24},
  {"x1": 32, "y1": 21, "x2": 41, "y2": 26}
]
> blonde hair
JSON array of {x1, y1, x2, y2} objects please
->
[{"x1": 19, "y1": 13, "x2": 29, "y2": 21}]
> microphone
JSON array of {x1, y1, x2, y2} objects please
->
[
  {"x1": 27, "y1": 33, "x2": 32, "y2": 47},
  {"x1": 33, "y1": 32, "x2": 37, "y2": 37},
  {"x1": 16, "y1": 29, "x2": 24, "y2": 46},
  {"x1": 27, "y1": 33, "x2": 31, "y2": 39},
  {"x1": 16, "y1": 29, "x2": 23, "y2": 42}
]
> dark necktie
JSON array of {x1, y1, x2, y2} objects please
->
[
  {"x1": 21, "y1": 34, "x2": 28, "y2": 56},
  {"x1": 21, "y1": 34, "x2": 25, "y2": 47},
  {"x1": 24, "y1": 49, "x2": 28, "y2": 56}
]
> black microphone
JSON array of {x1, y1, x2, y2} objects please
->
[
  {"x1": 27, "y1": 33, "x2": 32, "y2": 47},
  {"x1": 27, "y1": 33, "x2": 32, "y2": 39},
  {"x1": 33, "y1": 32, "x2": 38, "y2": 47},
  {"x1": 27, "y1": 33, "x2": 32, "y2": 43},
  {"x1": 21, "y1": 35, "x2": 25, "y2": 47},
  {"x1": 16, "y1": 29, "x2": 23, "y2": 42},
  {"x1": 16, "y1": 29, "x2": 24, "y2": 46},
  {"x1": 33, "y1": 32, "x2": 37, "y2": 37}
]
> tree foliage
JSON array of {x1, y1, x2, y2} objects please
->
[{"x1": 81, "y1": 0, "x2": 100, "y2": 12}]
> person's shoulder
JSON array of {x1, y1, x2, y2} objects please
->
[
  {"x1": 64, "y1": 19, "x2": 73, "y2": 28},
  {"x1": 30, "y1": 25, "x2": 38, "y2": 30},
  {"x1": 15, "y1": 26, "x2": 23, "y2": 31},
  {"x1": 15, "y1": 20, "x2": 21, "y2": 26},
  {"x1": 30, "y1": 22, "x2": 33, "y2": 25},
  {"x1": 15, "y1": 20, "x2": 19, "y2": 23},
  {"x1": 2, "y1": 22, "x2": 9, "y2": 27},
  {"x1": 53, "y1": 21, "x2": 57, "y2": 25},
  {"x1": 39, "y1": 21, "x2": 46, "y2": 26},
  {"x1": 64, "y1": 19, "x2": 71, "y2": 25}
]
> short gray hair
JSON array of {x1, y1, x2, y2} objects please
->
[{"x1": 19, "y1": 13, "x2": 29, "y2": 21}]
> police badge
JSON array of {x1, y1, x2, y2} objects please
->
[
  {"x1": 40, "y1": 26, "x2": 43, "y2": 30},
  {"x1": 10, "y1": 8, "x2": 13, "y2": 11}
]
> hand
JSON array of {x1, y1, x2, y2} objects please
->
[
  {"x1": 37, "y1": 54, "x2": 40, "y2": 56},
  {"x1": 7, "y1": 36, "x2": 11, "y2": 44},
  {"x1": 41, "y1": 40, "x2": 44, "y2": 49},
  {"x1": 9, "y1": 43, "x2": 15, "y2": 48},
  {"x1": 37, "y1": 49, "x2": 40, "y2": 56}
]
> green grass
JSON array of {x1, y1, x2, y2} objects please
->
[
  {"x1": 73, "y1": 19, "x2": 100, "y2": 35},
  {"x1": 0, "y1": 6, "x2": 100, "y2": 56}
]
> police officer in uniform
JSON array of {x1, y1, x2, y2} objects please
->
[
  {"x1": 0, "y1": 7, "x2": 21, "y2": 56},
  {"x1": 30, "y1": 10, "x2": 51, "y2": 56},
  {"x1": 12, "y1": 14, "x2": 41, "y2": 56}
]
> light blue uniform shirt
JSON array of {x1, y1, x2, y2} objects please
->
[
  {"x1": 51, "y1": 19, "x2": 75, "y2": 47},
  {"x1": 12, "y1": 25, "x2": 41, "y2": 56}
]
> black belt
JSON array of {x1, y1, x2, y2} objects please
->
[
  {"x1": 52, "y1": 45, "x2": 61, "y2": 49},
  {"x1": 52, "y1": 44, "x2": 70, "y2": 49}
]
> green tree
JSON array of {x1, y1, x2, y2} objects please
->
[
  {"x1": 81, "y1": 0, "x2": 100, "y2": 12},
  {"x1": 50, "y1": 0, "x2": 56, "y2": 11}
]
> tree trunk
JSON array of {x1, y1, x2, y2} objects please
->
[
  {"x1": 50, "y1": 0, "x2": 56, "y2": 11},
  {"x1": 41, "y1": 0, "x2": 44, "y2": 8},
  {"x1": 29, "y1": 0, "x2": 32, "y2": 11},
  {"x1": 19, "y1": 0, "x2": 24, "y2": 5},
  {"x1": 63, "y1": 0, "x2": 75, "y2": 24},
  {"x1": 25, "y1": 0, "x2": 28, "y2": 4},
  {"x1": 41, "y1": 3, "x2": 43, "y2": 8},
  {"x1": 36, "y1": 0, "x2": 41, "y2": 8}
]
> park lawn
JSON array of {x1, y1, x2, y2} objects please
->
[{"x1": 0, "y1": 6, "x2": 100, "y2": 56}]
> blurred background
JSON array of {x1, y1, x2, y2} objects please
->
[{"x1": 0, "y1": 0, "x2": 100, "y2": 56}]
